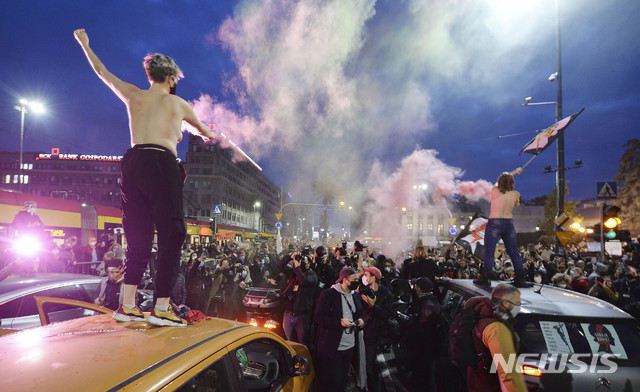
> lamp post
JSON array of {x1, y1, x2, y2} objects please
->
[
  {"x1": 14, "y1": 99, "x2": 45, "y2": 192},
  {"x1": 522, "y1": 0, "x2": 564, "y2": 253},
  {"x1": 253, "y1": 201, "x2": 261, "y2": 232}
]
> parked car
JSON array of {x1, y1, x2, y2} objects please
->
[
  {"x1": 438, "y1": 279, "x2": 640, "y2": 392},
  {"x1": 0, "y1": 273, "x2": 102, "y2": 331},
  {"x1": 0, "y1": 307, "x2": 314, "y2": 392},
  {"x1": 243, "y1": 286, "x2": 285, "y2": 338}
]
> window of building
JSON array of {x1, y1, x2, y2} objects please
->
[
  {"x1": 4, "y1": 174, "x2": 9, "y2": 183},
  {"x1": 437, "y1": 224, "x2": 444, "y2": 235}
]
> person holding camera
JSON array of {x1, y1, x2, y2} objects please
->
[
  {"x1": 360, "y1": 267, "x2": 392, "y2": 392},
  {"x1": 279, "y1": 252, "x2": 317, "y2": 346},
  {"x1": 314, "y1": 267, "x2": 366, "y2": 392}
]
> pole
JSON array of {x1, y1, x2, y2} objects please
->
[
  {"x1": 19, "y1": 106, "x2": 26, "y2": 193},
  {"x1": 600, "y1": 202, "x2": 605, "y2": 262},
  {"x1": 276, "y1": 187, "x2": 283, "y2": 254},
  {"x1": 554, "y1": 0, "x2": 565, "y2": 255}
]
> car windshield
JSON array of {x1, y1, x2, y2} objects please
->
[{"x1": 515, "y1": 315, "x2": 640, "y2": 362}]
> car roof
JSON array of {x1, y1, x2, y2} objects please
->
[
  {"x1": 0, "y1": 273, "x2": 101, "y2": 301},
  {"x1": 443, "y1": 279, "x2": 634, "y2": 320},
  {"x1": 0, "y1": 315, "x2": 285, "y2": 392}
]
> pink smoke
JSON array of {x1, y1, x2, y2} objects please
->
[{"x1": 363, "y1": 148, "x2": 492, "y2": 260}]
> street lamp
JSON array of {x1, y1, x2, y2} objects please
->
[
  {"x1": 253, "y1": 201, "x2": 261, "y2": 232},
  {"x1": 14, "y1": 99, "x2": 45, "y2": 192}
]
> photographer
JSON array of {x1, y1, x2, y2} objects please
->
[
  {"x1": 360, "y1": 267, "x2": 392, "y2": 392},
  {"x1": 280, "y1": 251, "x2": 317, "y2": 346},
  {"x1": 314, "y1": 267, "x2": 366, "y2": 392}
]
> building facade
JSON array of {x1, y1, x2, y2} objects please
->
[
  {"x1": 182, "y1": 135, "x2": 281, "y2": 236},
  {"x1": 0, "y1": 149, "x2": 122, "y2": 207}
]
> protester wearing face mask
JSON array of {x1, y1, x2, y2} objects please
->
[
  {"x1": 551, "y1": 273, "x2": 573, "y2": 290},
  {"x1": 76, "y1": 236, "x2": 103, "y2": 264},
  {"x1": 314, "y1": 267, "x2": 366, "y2": 392},
  {"x1": 532, "y1": 271, "x2": 545, "y2": 285},
  {"x1": 464, "y1": 283, "x2": 527, "y2": 392},
  {"x1": 380, "y1": 258, "x2": 399, "y2": 286},
  {"x1": 360, "y1": 267, "x2": 392, "y2": 392}
]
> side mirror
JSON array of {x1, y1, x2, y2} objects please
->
[{"x1": 291, "y1": 354, "x2": 311, "y2": 377}]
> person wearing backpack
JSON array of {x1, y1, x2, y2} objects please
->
[
  {"x1": 406, "y1": 277, "x2": 442, "y2": 392},
  {"x1": 451, "y1": 283, "x2": 527, "y2": 392}
]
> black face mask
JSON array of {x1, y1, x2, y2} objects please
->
[{"x1": 348, "y1": 281, "x2": 359, "y2": 291}]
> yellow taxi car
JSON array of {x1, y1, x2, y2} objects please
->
[{"x1": 0, "y1": 297, "x2": 314, "y2": 392}]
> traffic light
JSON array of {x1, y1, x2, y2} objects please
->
[
  {"x1": 603, "y1": 205, "x2": 621, "y2": 240},
  {"x1": 339, "y1": 199, "x2": 346, "y2": 209}
]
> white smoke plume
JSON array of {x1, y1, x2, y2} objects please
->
[{"x1": 188, "y1": 0, "x2": 585, "y2": 253}]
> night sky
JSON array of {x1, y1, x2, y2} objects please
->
[{"x1": 1, "y1": 0, "x2": 639, "y2": 209}]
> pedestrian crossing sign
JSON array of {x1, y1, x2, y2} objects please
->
[
  {"x1": 212, "y1": 205, "x2": 222, "y2": 215},
  {"x1": 596, "y1": 182, "x2": 617, "y2": 199}
]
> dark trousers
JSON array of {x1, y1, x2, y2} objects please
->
[
  {"x1": 120, "y1": 144, "x2": 186, "y2": 298},
  {"x1": 316, "y1": 347, "x2": 355, "y2": 392},
  {"x1": 365, "y1": 340, "x2": 381, "y2": 392}
]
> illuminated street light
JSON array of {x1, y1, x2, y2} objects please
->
[{"x1": 14, "y1": 99, "x2": 46, "y2": 192}]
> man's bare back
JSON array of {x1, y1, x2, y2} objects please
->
[
  {"x1": 74, "y1": 28, "x2": 214, "y2": 156},
  {"x1": 128, "y1": 89, "x2": 193, "y2": 156}
]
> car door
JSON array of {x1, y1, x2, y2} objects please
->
[
  {"x1": 0, "y1": 284, "x2": 97, "y2": 329},
  {"x1": 172, "y1": 351, "x2": 239, "y2": 392}
]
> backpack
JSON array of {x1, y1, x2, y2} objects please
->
[{"x1": 447, "y1": 308, "x2": 494, "y2": 368}]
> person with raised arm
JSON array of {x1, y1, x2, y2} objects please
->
[{"x1": 74, "y1": 28, "x2": 216, "y2": 326}]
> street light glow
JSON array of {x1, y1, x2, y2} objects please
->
[{"x1": 29, "y1": 101, "x2": 46, "y2": 114}]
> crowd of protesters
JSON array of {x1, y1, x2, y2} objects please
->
[{"x1": 2, "y1": 219, "x2": 640, "y2": 390}]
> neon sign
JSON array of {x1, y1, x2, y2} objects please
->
[{"x1": 35, "y1": 148, "x2": 122, "y2": 162}]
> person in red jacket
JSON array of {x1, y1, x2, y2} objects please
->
[
  {"x1": 465, "y1": 283, "x2": 527, "y2": 392},
  {"x1": 569, "y1": 267, "x2": 590, "y2": 294}
]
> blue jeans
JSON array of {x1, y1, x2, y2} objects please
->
[
  {"x1": 283, "y1": 312, "x2": 309, "y2": 346},
  {"x1": 483, "y1": 218, "x2": 524, "y2": 275}
]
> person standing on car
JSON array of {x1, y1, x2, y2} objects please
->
[
  {"x1": 74, "y1": 28, "x2": 215, "y2": 327},
  {"x1": 360, "y1": 266, "x2": 392, "y2": 392},
  {"x1": 314, "y1": 267, "x2": 365, "y2": 392},
  {"x1": 279, "y1": 252, "x2": 318, "y2": 346},
  {"x1": 474, "y1": 168, "x2": 530, "y2": 288},
  {"x1": 466, "y1": 283, "x2": 527, "y2": 392}
]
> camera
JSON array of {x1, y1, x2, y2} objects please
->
[
  {"x1": 359, "y1": 283, "x2": 376, "y2": 299},
  {"x1": 395, "y1": 310, "x2": 413, "y2": 322},
  {"x1": 597, "y1": 276, "x2": 605, "y2": 284}
]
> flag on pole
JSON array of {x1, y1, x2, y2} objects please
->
[
  {"x1": 454, "y1": 213, "x2": 488, "y2": 260},
  {"x1": 520, "y1": 108, "x2": 585, "y2": 156}
]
